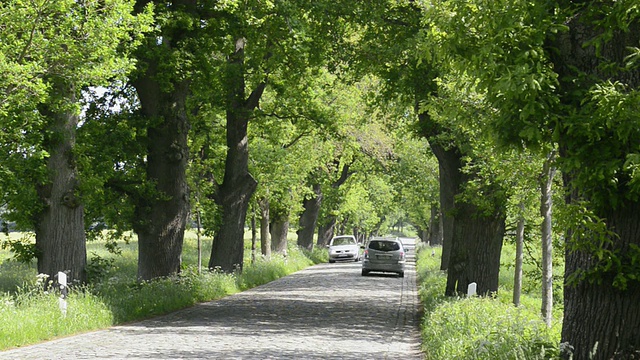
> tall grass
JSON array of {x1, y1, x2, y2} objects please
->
[
  {"x1": 0, "y1": 230, "x2": 325, "y2": 351},
  {"x1": 237, "y1": 248, "x2": 314, "y2": 290},
  {"x1": 417, "y1": 245, "x2": 562, "y2": 360},
  {"x1": 0, "y1": 279, "x2": 114, "y2": 349}
]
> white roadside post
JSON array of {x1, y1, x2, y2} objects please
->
[
  {"x1": 57, "y1": 271, "x2": 68, "y2": 317},
  {"x1": 467, "y1": 282, "x2": 477, "y2": 297}
]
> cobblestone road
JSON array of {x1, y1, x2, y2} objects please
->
[{"x1": 1, "y1": 256, "x2": 424, "y2": 360}]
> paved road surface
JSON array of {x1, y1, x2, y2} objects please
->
[{"x1": 1, "y1": 254, "x2": 423, "y2": 360}]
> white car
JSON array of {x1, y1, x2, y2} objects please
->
[{"x1": 328, "y1": 235, "x2": 361, "y2": 263}]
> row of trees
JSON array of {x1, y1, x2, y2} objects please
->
[
  {"x1": 1, "y1": 0, "x2": 638, "y2": 358},
  {"x1": 0, "y1": 0, "x2": 433, "y2": 278},
  {"x1": 348, "y1": 1, "x2": 639, "y2": 359}
]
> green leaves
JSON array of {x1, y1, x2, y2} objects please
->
[
  {"x1": 423, "y1": 0, "x2": 560, "y2": 148},
  {"x1": 559, "y1": 81, "x2": 640, "y2": 208},
  {"x1": 0, "y1": 0, "x2": 152, "y2": 231},
  {"x1": 1, "y1": 234, "x2": 38, "y2": 264},
  {"x1": 557, "y1": 201, "x2": 640, "y2": 291}
]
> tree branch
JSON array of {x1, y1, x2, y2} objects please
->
[
  {"x1": 332, "y1": 159, "x2": 356, "y2": 188},
  {"x1": 282, "y1": 130, "x2": 310, "y2": 149},
  {"x1": 245, "y1": 82, "x2": 267, "y2": 111}
]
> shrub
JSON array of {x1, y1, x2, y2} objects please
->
[
  {"x1": 1, "y1": 235, "x2": 37, "y2": 264},
  {"x1": 302, "y1": 246, "x2": 329, "y2": 264},
  {"x1": 416, "y1": 246, "x2": 561, "y2": 360},
  {"x1": 86, "y1": 253, "x2": 117, "y2": 283},
  {"x1": 237, "y1": 246, "x2": 313, "y2": 290},
  {"x1": 422, "y1": 297, "x2": 559, "y2": 359}
]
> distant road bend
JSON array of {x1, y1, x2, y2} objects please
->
[{"x1": 1, "y1": 250, "x2": 424, "y2": 360}]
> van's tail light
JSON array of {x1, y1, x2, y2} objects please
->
[{"x1": 364, "y1": 249, "x2": 369, "y2": 259}]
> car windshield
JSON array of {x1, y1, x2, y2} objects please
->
[
  {"x1": 332, "y1": 237, "x2": 355, "y2": 246},
  {"x1": 368, "y1": 240, "x2": 400, "y2": 251}
]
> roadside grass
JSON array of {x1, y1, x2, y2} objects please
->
[
  {"x1": 0, "y1": 286, "x2": 114, "y2": 349},
  {"x1": 416, "y1": 245, "x2": 562, "y2": 360},
  {"x1": 0, "y1": 231, "x2": 327, "y2": 351}
]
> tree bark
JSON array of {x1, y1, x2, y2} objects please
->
[
  {"x1": 438, "y1": 208, "x2": 444, "y2": 246},
  {"x1": 208, "y1": 36, "x2": 262, "y2": 272},
  {"x1": 270, "y1": 216, "x2": 289, "y2": 254},
  {"x1": 130, "y1": 0, "x2": 195, "y2": 281},
  {"x1": 513, "y1": 203, "x2": 525, "y2": 307},
  {"x1": 259, "y1": 197, "x2": 271, "y2": 257},
  {"x1": 133, "y1": 101, "x2": 189, "y2": 280},
  {"x1": 561, "y1": 200, "x2": 640, "y2": 359},
  {"x1": 445, "y1": 199, "x2": 505, "y2": 296},
  {"x1": 35, "y1": 81, "x2": 87, "y2": 284},
  {"x1": 209, "y1": 177, "x2": 255, "y2": 272},
  {"x1": 427, "y1": 203, "x2": 443, "y2": 246},
  {"x1": 416, "y1": 87, "x2": 505, "y2": 296},
  {"x1": 297, "y1": 184, "x2": 322, "y2": 251},
  {"x1": 540, "y1": 153, "x2": 556, "y2": 326},
  {"x1": 132, "y1": 64, "x2": 189, "y2": 281},
  {"x1": 417, "y1": 228, "x2": 427, "y2": 244},
  {"x1": 317, "y1": 216, "x2": 336, "y2": 247},
  {"x1": 250, "y1": 209, "x2": 256, "y2": 264},
  {"x1": 195, "y1": 190, "x2": 203, "y2": 273},
  {"x1": 428, "y1": 142, "x2": 463, "y2": 271},
  {"x1": 547, "y1": 7, "x2": 640, "y2": 359}
]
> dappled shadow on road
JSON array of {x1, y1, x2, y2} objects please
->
[
  {"x1": 109, "y1": 346, "x2": 400, "y2": 360},
  {"x1": 256, "y1": 261, "x2": 416, "y2": 291},
  {"x1": 0, "y1": 260, "x2": 423, "y2": 360},
  {"x1": 123, "y1": 263, "x2": 408, "y2": 330},
  {"x1": 104, "y1": 261, "x2": 421, "y2": 359}
]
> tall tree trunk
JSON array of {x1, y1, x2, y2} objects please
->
[
  {"x1": 208, "y1": 37, "x2": 262, "y2": 272},
  {"x1": 562, "y1": 200, "x2": 640, "y2": 359},
  {"x1": 297, "y1": 184, "x2": 322, "y2": 250},
  {"x1": 548, "y1": 7, "x2": 640, "y2": 359},
  {"x1": 438, "y1": 208, "x2": 444, "y2": 246},
  {"x1": 35, "y1": 81, "x2": 86, "y2": 284},
  {"x1": 428, "y1": 142, "x2": 462, "y2": 271},
  {"x1": 210, "y1": 189, "x2": 254, "y2": 272},
  {"x1": 416, "y1": 94, "x2": 505, "y2": 296},
  {"x1": 250, "y1": 210, "x2": 257, "y2": 264},
  {"x1": 270, "y1": 216, "x2": 289, "y2": 254},
  {"x1": 513, "y1": 203, "x2": 525, "y2": 307},
  {"x1": 445, "y1": 200, "x2": 505, "y2": 296},
  {"x1": 300, "y1": 163, "x2": 351, "y2": 249},
  {"x1": 259, "y1": 197, "x2": 271, "y2": 257},
  {"x1": 132, "y1": 69, "x2": 190, "y2": 281},
  {"x1": 540, "y1": 153, "x2": 556, "y2": 326},
  {"x1": 130, "y1": 0, "x2": 194, "y2": 281},
  {"x1": 428, "y1": 203, "x2": 443, "y2": 246},
  {"x1": 196, "y1": 199, "x2": 203, "y2": 273},
  {"x1": 417, "y1": 228, "x2": 427, "y2": 244},
  {"x1": 337, "y1": 220, "x2": 346, "y2": 235},
  {"x1": 317, "y1": 217, "x2": 336, "y2": 247},
  {"x1": 412, "y1": 76, "x2": 457, "y2": 270}
]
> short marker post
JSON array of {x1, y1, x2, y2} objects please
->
[
  {"x1": 467, "y1": 282, "x2": 477, "y2": 297},
  {"x1": 57, "y1": 271, "x2": 68, "y2": 317}
]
